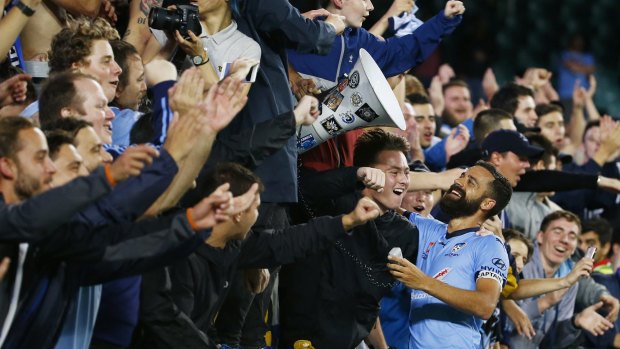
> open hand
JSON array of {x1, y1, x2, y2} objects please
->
[{"x1": 109, "y1": 145, "x2": 159, "y2": 182}]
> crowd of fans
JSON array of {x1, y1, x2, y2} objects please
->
[{"x1": 1, "y1": 0, "x2": 619, "y2": 348}]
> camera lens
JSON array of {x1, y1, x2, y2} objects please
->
[{"x1": 148, "y1": 7, "x2": 180, "y2": 32}]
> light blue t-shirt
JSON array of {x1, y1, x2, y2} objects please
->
[{"x1": 408, "y1": 213, "x2": 509, "y2": 349}]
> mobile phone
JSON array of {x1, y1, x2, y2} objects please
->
[
  {"x1": 585, "y1": 246, "x2": 597, "y2": 260},
  {"x1": 220, "y1": 63, "x2": 259, "y2": 83},
  {"x1": 388, "y1": 247, "x2": 403, "y2": 259}
]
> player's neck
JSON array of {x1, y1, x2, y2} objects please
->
[{"x1": 447, "y1": 216, "x2": 482, "y2": 234}]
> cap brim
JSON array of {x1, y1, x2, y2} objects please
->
[{"x1": 519, "y1": 144, "x2": 545, "y2": 158}]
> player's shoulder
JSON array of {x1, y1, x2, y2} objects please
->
[{"x1": 469, "y1": 234, "x2": 506, "y2": 251}]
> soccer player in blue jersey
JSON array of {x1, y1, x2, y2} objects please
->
[{"x1": 388, "y1": 160, "x2": 512, "y2": 349}]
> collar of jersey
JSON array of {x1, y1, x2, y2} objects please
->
[{"x1": 445, "y1": 227, "x2": 479, "y2": 239}]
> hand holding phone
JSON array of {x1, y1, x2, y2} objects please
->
[
  {"x1": 585, "y1": 246, "x2": 597, "y2": 260},
  {"x1": 389, "y1": 247, "x2": 403, "y2": 259}
]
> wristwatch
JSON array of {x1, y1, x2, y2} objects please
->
[
  {"x1": 15, "y1": 1, "x2": 36, "y2": 16},
  {"x1": 192, "y1": 48, "x2": 209, "y2": 66}
]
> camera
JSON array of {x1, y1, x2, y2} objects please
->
[{"x1": 148, "y1": 1, "x2": 202, "y2": 39}]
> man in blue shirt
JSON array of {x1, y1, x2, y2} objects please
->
[{"x1": 388, "y1": 161, "x2": 512, "y2": 349}]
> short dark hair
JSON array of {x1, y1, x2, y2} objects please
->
[
  {"x1": 473, "y1": 108, "x2": 513, "y2": 145},
  {"x1": 187, "y1": 163, "x2": 264, "y2": 208},
  {"x1": 442, "y1": 79, "x2": 469, "y2": 94},
  {"x1": 525, "y1": 133, "x2": 557, "y2": 168},
  {"x1": 540, "y1": 210, "x2": 582, "y2": 234},
  {"x1": 490, "y1": 83, "x2": 534, "y2": 115},
  {"x1": 353, "y1": 129, "x2": 409, "y2": 167},
  {"x1": 0, "y1": 117, "x2": 34, "y2": 160},
  {"x1": 39, "y1": 72, "x2": 96, "y2": 130},
  {"x1": 110, "y1": 40, "x2": 140, "y2": 93},
  {"x1": 582, "y1": 218, "x2": 613, "y2": 246},
  {"x1": 49, "y1": 17, "x2": 120, "y2": 74},
  {"x1": 406, "y1": 93, "x2": 431, "y2": 106},
  {"x1": 46, "y1": 131, "x2": 75, "y2": 160},
  {"x1": 583, "y1": 120, "x2": 600, "y2": 142},
  {"x1": 474, "y1": 160, "x2": 513, "y2": 219},
  {"x1": 504, "y1": 228, "x2": 534, "y2": 263},
  {"x1": 535, "y1": 104, "x2": 563, "y2": 123},
  {"x1": 43, "y1": 117, "x2": 93, "y2": 146}
]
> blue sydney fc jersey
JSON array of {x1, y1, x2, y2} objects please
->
[{"x1": 407, "y1": 213, "x2": 509, "y2": 349}]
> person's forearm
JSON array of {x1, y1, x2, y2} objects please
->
[
  {"x1": 365, "y1": 318, "x2": 389, "y2": 349},
  {"x1": 52, "y1": 0, "x2": 100, "y2": 17},
  {"x1": 0, "y1": 1, "x2": 41, "y2": 62},
  {"x1": 509, "y1": 278, "x2": 571, "y2": 300},
  {"x1": 143, "y1": 132, "x2": 216, "y2": 217},
  {"x1": 197, "y1": 62, "x2": 220, "y2": 90},
  {"x1": 418, "y1": 277, "x2": 498, "y2": 319},
  {"x1": 368, "y1": 15, "x2": 390, "y2": 38},
  {"x1": 585, "y1": 98, "x2": 600, "y2": 121},
  {"x1": 409, "y1": 168, "x2": 460, "y2": 191},
  {"x1": 568, "y1": 103, "x2": 586, "y2": 152},
  {"x1": 124, "y1": 0, "x2": 161, "y2": 56}
]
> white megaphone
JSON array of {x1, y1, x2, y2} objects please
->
[{"x1": 296, "y1": 48, "x2": 406, "y2": 153}]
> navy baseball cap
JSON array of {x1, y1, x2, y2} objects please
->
[{"x1": 482, "y1": 129, "x2": 544, "y2": 158}]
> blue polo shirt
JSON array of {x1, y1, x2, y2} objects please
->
[{"x1": 408, "y1": 213, "x2": 509, "y2": 349}]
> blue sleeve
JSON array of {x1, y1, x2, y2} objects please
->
[
  {"x1": 149, "y1": 80, "x2": 176, "y2": 146},
  {"x1": 474, "y1": 236, "x2": 509, "y2": 288},
  {"x1": 76, "y1": 150, "x2": 178, "y2": 226},
  {"x1": 364, "y1": 10, "x2": 462, "y2": 78},
  {"x1": 424, "y1": 119, "x2": 473, "y2": 172},
  {"x1": 424, "y1": 141, "x2": 446, "y2": 172},
  {"x1": 243, "y1": 0, "x2": 336, "y2": 54}
]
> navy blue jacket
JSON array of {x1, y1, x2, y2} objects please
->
[
  {"x1": 223, "y1": 0, "x2": 337, "y2": 203},
  {"x1": 288, "y1": 10, "x2": 462, "y2": 86},
  {"x1": 1, "y1": 151, "x2": 212, "y2": 349}
]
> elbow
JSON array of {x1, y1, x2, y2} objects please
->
[{"x1": 477, "y1": 303, "x2": 497, "y2": 320}]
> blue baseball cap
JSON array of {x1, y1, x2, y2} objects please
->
[{"x1": 482, "y1": 129, "x2": 544, "y2": 158}]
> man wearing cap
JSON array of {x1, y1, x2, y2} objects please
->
[{"x1": 481, "y1": 129, "x2": 544, "y2": 187}]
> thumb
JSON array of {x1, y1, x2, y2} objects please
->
[
  {"x1": 7, "y1": 74, "x2": 31, "y2": 84},
  {"x1": 592, "y1": 301, "x2": 605, "y2": 311}
]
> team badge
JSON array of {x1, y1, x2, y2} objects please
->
[
  {"x1": 320, "y1": 116, "x2": 343, "y2": 135},
  {"x1": 339, "y1": 111, "x2": 355, "y2": 124},
  {"x1": 350, "y1": 92, "x2": 363, "y2": 107},
  {"x1": 348, "y1": 71, "x2": 360, "y2": 88},
  {"x1": 355, "y1": 103, "x2": 379, "y2": 123},
  {"x1": 451, "y1": 242, "x2": 467, "y2": 253},
  {"x1": 297, "y1": 134, "x2": 317, "y2": 150},
  {"x1": 323, "y1": 89, "x2": 344, "y2": 112}
]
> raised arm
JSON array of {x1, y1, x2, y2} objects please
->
[
  {"x1": 0, "y1": 0, "x2": 42, "y2": 62},
  {"x1": 144, "y1": 73, "x2": 248, "y2": 217},
  {"x1": 239, "y1": 197, "x2": 380, "y2": 268},
  {"x1": 509, "y1": 257, "x2": 593, "y2": 300}
]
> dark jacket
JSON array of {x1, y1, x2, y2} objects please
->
[
  {"x1": 224, "y1": 0, "x2": 336, "y2": 203},
  {"x1": 280, "y1": 166, "x2": 419, "y2": 349},
  {"x1": 136, "y1": 216, "x2": 347, "y2": 349},
  {"x1": 0, "y1": 166, "x2": 112, "y2": 243},
  {"x1": 1, "y1": 150, "x2": 210, "y2": 349},
  {"x1": 2, "y1": 212, "x2": 210, "y2": 349},
  {"x1": 0, "y1": 167, "x2": 114, "y2": 329}
]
